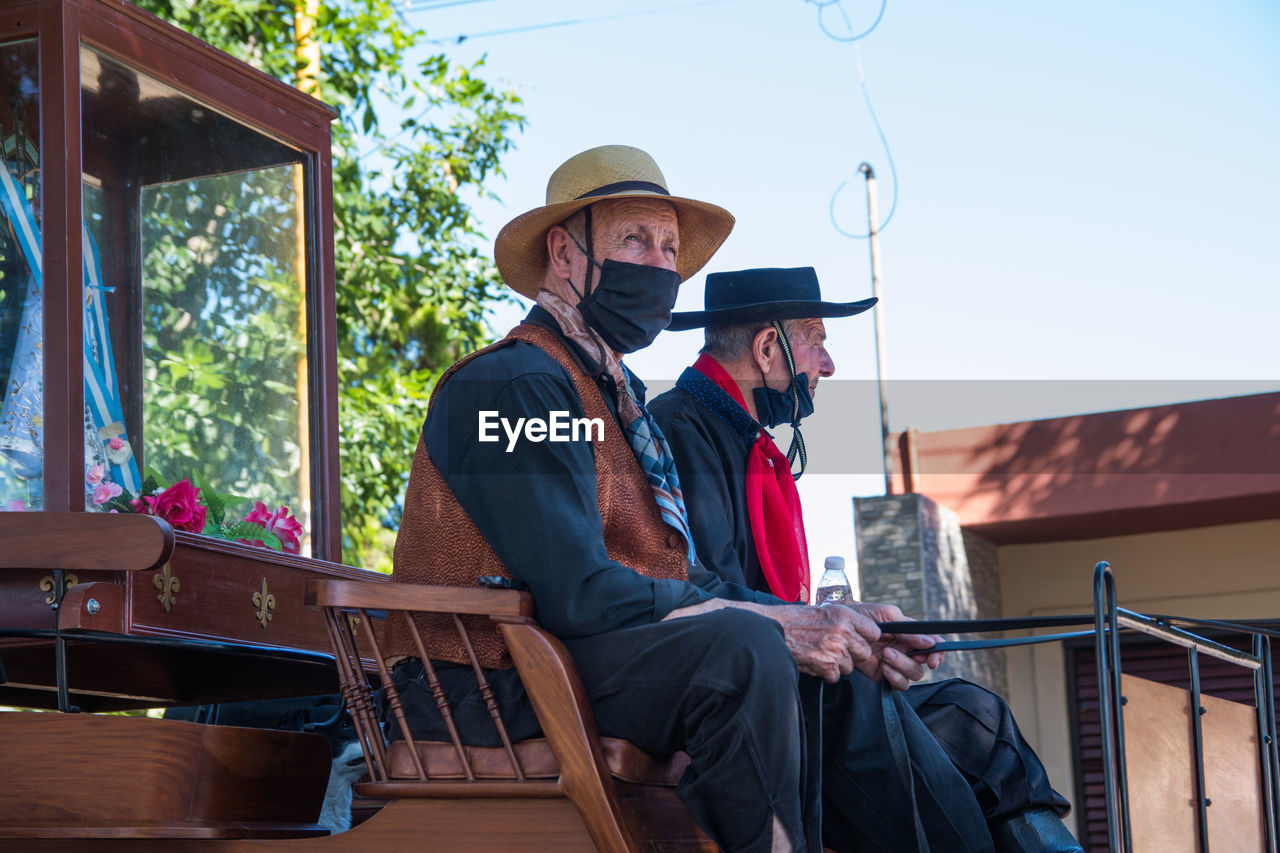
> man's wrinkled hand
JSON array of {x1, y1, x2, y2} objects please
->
[
  {"x1": 772, "y1": 603, "x2": 882, "y2": 683},
  {"x1": 845, "y1": 602, "x2": 944, "y2": 689}
]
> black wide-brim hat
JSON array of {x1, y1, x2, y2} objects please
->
[{"x1": 666, "y1": 266, "x2": 877, "y2": 331}]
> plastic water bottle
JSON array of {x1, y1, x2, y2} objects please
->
[{"x1": 815, "y1": 556, "x2": 853, "y2": 605}]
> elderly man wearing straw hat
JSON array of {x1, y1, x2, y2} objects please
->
[
  {"x1": 383, "y1": 145, "x2": 1003, "y2": 852},
  {"x1": 649, "y1": 267, "x2": 1082, "y2": 852}
]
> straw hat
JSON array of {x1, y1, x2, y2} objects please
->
[{"x1": 494, "y1": 145, "x2": 735, "y2": 298}]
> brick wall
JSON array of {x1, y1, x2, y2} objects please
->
[{"x1": 854, "y1": 493, "x2": 1007, "y2": 695}]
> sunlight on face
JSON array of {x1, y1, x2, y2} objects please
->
[{"x1": 583, "y1": 198, "x2": 680, "y2": 272}]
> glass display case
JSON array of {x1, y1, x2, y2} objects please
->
[
  {"x1": 0, "y1": 1, "x2": 367, "y2": 709},
  {"x1": 0, "y1": 0, "x2": 340, "y2": 560}
]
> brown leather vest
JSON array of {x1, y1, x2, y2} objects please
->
[{"x1": 380, "y1": 323, "x2": 690, "y2": 669}]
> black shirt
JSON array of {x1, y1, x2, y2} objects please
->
[
  {"x1": 648, "y1": 370, "x2": 769, "y2": 593},
  {"x1": 421, "y1": 307, "x2": 776, "y2": 641}
]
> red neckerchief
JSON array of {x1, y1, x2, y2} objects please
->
[{"x1": 692, "y1": 353, "x2": 810, "y2": 602}]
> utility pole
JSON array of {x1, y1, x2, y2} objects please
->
[{"x1": 859, "y1": 162, "x2": 893, "y2": 494}]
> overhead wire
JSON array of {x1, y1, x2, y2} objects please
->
[
  {"x1": 351, "y1": 0, "x2": 505, "y2": 161},
  {"x1": 399, "y1": 0, "x2": 499, "y2": 13},
  {"x1": 357, "y1": 0, "x2": 742, "y2": 160},
  {"x1": 805, "y1": 0, "x2": 899, "y2": 238},
  {"x1": 814, "y1": 0, "x2": 886, "y2": 42},
  {"x1": 370, "y1": 0, "x2": 897, "y2": 231},
  {"x1": 420, "y1": 0, "x2": 744, "y2": 45}
]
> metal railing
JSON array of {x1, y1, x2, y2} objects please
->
[{"x1": 879, "y1": 560, "x2": 1280, "y2": 852}]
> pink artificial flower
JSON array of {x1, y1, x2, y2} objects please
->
[
  {"x1": 108, "y1": 437, "x2": 124, "y2": 450},
  {"x1": 85, "y1": 463, "x2": 105, "y2": 485},
  {"x1": 141, "y1": 479, "x2": 208, "y2": 533},
  {"x1": 4, "y1": 499, "x2": 25, "y2": 512},
  {"x1": 238, "y1": 500, "x2": 303, "y2": 554},
  {"x1": 92, "y1": 481, "x2": 123, "y2": 506}
]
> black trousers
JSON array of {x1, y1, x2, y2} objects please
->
[
  {"x1": 819, "y1": 675, "x2": 1070, "y2": 853},
  {"x1": 393, "y1": 610, "x2": 1067, "y2": 853}
]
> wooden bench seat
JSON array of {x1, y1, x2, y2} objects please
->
[{"x1": 383, "y1": 737, "x2": 690, "y2": 785}]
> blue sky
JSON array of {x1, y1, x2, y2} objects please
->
[{"x1": 398, "y1": 0, "x2": 1280, "y2": 581}]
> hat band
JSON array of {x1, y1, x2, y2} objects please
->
[{"x1": 576, "y1": 180, "x2": 670, "y2": 200}]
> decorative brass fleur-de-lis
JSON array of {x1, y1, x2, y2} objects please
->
[
  {"x1": 252, "y1": 578, "x2": 276, "y2": 629},
  {"x1": 39, "y1": 573, "x2": 79, "y2": 608},
  {"x1": 154, "y1": 563, "x2": 179, "y2": 612}
]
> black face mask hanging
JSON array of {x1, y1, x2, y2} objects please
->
[
  {"x1": 753, "y1": 373, "x2": 815, "y2": 429},
  {"x1": 752, "y1": 321, "x2": 814, "y2": 479},
  {"x1": 577, "y1": 259, "x2": 681, "y2": 354}
]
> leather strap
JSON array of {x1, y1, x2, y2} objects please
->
[
  {"x1": 876, "y1": 614, "x2": 1094, "y2": 635},
  {"x1": 881, "y1": 682, "x2": 929, "y2": 853},
  {"x1": 919, "y1": 630, "x2": 1097, "y2": 654}
]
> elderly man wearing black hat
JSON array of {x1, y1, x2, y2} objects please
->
[{"x1": 648, "y1": 266, "x2": 1082, "y2": 852}]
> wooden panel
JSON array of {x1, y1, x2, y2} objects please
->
[
  {"x1": 1120, "y1": 674, "x2": 1199, "y2": 852},
  {"x1": 36, "y1": 0, "x2": 82, "y2": 513},
  {"x1": 7, "y1": 799, "x2": 599, "y2": 851},
  {"x1": 0, "y1": 538, "x2": 387, "y2": 709},
  {"x1": 1201, "y1": 682, "x2": 1266, "y2": 851},
  {"x1": 0, "y1": 568, "x2": 70, "y2": 630},
  {"x1": 125, "y1": 540, "x2": 377, "y2": 652},
  {"x1": 0, "y1": 1, "x2": 43, "y2": 34},
  {"x1": 0, "y1": 714, "x2": 329, "y2": 836},
  {"x1": 1122, "y1": 674, "x2": 1265, "y2": 852}
]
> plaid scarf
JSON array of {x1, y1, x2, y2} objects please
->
[{"x1": 535, "y1": 289, "x2": 696, "y2": 563}]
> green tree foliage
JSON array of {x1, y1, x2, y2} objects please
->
[
  {"x1": 122, "y1": 166, "x2": 306, "y2": 521},
  {"x1": 131, "y1": 0, "x2": 524, "y2": 570}
]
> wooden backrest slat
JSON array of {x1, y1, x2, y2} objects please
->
[
  {"x1": 325, "y1": 607, "x2": 389, "y2": 780},
  {"x1": 455, "y1": 612, "x2": 525, "y2": 782},
  {"x1": 346, "y1": 609, "x2": 391, "y2": 775},
  {"x1": 356, "y1": 607, "x2": 422, "y2": 781},
  {"x1": 305, "y1": 579, "x2": 540, "y2": 787},
  {"x1": 406, "y1": 611, "x2": 473, "y2": 781},
  {"x1": 319, "y1": 608, "x2": 379, "y2": 783}
]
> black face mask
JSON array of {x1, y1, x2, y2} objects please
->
[
  {"x1": 752, "y1": 321, "x2": 814, "y2": 479},
  {"x1": 563, "y1": 205, "x2": 681, "y2": 356},
  {"x1": 575, "y1": 258, "x2": 680, "y2": 354},
  {"x1": 752, "y1": 373, "x2": 815, "y2": 429}
]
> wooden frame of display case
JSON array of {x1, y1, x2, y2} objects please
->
[
  {"x1": 0, "y1": 0, "x2": 340, "y2": 558},
  {"x1": 0, "y1": 0, "x2": 380, "y2": 712}
]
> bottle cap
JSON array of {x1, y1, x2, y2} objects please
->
[{"x1": 823, "y1": 556, "x2": 845, "y2": 571}]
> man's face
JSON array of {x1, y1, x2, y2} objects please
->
[
  {"x1": 767, "y1": 318, "x2": 834, "y2": 395},
  {"x1": 565, "y1": 197, "x2": 680, "y2": 283}
]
